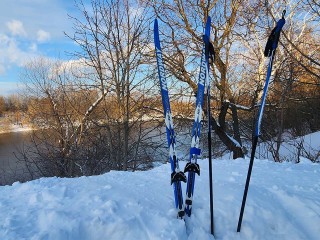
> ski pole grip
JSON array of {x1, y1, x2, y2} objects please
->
[
  {"x1": 275, "y1": 18, "x2": 285, "y2": 33},
  {"x1": 272, "y1": 14, "x2": 286, "y2": 50}
]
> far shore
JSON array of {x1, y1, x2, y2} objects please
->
[{"x1": 0, "y1": 124, "x2": 34, "y2": 135}]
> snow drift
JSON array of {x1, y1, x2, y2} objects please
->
[{"x1": 0, "y1": 156, "x2": 319, "y2": 239}]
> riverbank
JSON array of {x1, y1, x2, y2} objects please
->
[
  {"x1": 0, "y1": 112, "x2": 34, "y2": 134},
  {"x1": 0, "y1": 124, "x2": 34, "y2": 134}
]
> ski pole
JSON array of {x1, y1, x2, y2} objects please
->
[
  {"x1": 204, "y1": 32, "x2": 215, "y2": 236},
  {"x1": 237, "y1": 10, "x2": 286, "y2": 232}
]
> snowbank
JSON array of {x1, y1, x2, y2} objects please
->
[
  {"x1": 0, "y1": 158, "x2": 319, "y2": 239},
  {"x1": 253, "y1": 131, "x2": 320, "y2": 163}
]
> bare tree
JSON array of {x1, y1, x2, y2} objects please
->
[
  {"x1": 66, "y1": 0, "x2": 164, "y2": 171},
  {"x1": 150, "y1": 0, "x2": 246, "y2": 158},
  {"x1": 148, "y1": 0, "x2": 320, "y2": 160},
  {"x1": 0, "y1": 96, "x2": 5, "y2": 116},
  {"x1": 236, "y1": 0, "x2": 320, "y2": 161},
  {"x1": 305, "y1": 0, "x2": 320, "y2": 18},
  {"x1": 19, "y1": 0, "x2": 163, "y2": 177}
]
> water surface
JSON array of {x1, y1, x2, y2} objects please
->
[{"x1": 0, "y1": 131, "x2": 33, "y2": 185}]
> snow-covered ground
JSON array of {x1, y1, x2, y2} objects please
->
[
  {"x1": 0, "y1": 155, "x2": 319, "y2": 239},
  {"x1": 255, "y1": 131, "x2": 320, "y2": 163}
]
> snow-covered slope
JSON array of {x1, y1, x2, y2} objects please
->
[
  {"x1": 255, "y1": 131, "x2": 320, "y2": 163},
  {"x1": 0, "y1": 157, "x2": 319, "y2": 240}
]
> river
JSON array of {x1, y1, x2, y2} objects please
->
[
  {"x1": 0, "y1": 125, "x2": 194, "y2": 186},
  {"x1": 0, "y1": 131, "x2": 34, "y2": 185}
]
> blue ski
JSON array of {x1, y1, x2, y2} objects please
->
[
  {"x1": 184, "y1": 16, "x2": 211, "y2": 217},
  {"x1": 154, "y1": 19, "x2": 187, "y2": 219}
]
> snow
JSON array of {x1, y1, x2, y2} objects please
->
[
  {"x1": 226, "y1": 133, "x2": 241, "y2": 148},
  {"x1": 0, "y1": 156, "x2": 319, "y2": 239},
  {"x1": 256, "y1": 131, "x2": 320, "y2": 162},
  {"x1": 282, "y1": 131, "x2": 320, "y2": 159},
  {"x1": 0, "y1": 124, "x2": 33, "y2": 134}
]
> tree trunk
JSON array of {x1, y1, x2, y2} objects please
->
[{"x1": 211, "y1": 115, "x2": 244, "y2": 159}]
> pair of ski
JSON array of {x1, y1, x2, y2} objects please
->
[
  {"x1": 155, "y1": 9, "x2": 286, "y2": 233},
  {"x1": 154, "y1": 17, "x2": 212, "y2": 219}
]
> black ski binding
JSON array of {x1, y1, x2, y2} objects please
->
[
  {"x1": 184, "y1": 162, "x2": 200, "y2": 175},
  {"x1": 177, "y1": 210, "x2": 185, "y2": 219},
  {"x1": 171, "y1": 171, "x2": 187, "y2": 185},
  {"x1": 185, "y1": 197, "x2": 192, "y2": 206}
]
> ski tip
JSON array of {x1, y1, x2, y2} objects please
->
[
  {"x1": 206, "y1": 16, "x2": 211, "y2": 26},
  {"x1": 154, "y1": 19, "x2": 158, "y2": 28},
  {"x1": 154, "y1": 19, "x2": 159, "y2": 43},
  {"x1": 205, "y1": 16, "x2": 211, "y2": 36}
]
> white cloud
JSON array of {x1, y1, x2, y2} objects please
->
[
  {"x1": 0, "y1": 0, "x2": 79, "y2": 79},
  {"x1": 0, "y1": 1, "x2": 74, "y2": 41},
  {"x1": 29, "y1": 43, "x2": 37, "y2": 52},
  {"x1": 6, "y1": 20, "x2": 27, "y2": 37},
  {"x1": 0, "y1": 33, "x2": 37, "y2": 74},
  {"x1": 129, "y1": 6, "x2": 143, "y2": 18},
  {"x1": 37, "y1": 29, "x2": 51, "y2": 43},
  {"x1": 0, "y1": 65, "x2": 5, "y2": 75}
]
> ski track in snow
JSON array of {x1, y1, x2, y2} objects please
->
[{"x1": 0, "y1": 158, "x2": 319, "y2": 240}]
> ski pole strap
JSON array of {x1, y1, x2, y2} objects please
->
[
  {"x1": 190, "y1": 147, "x2": 201, "y2": 156},
  {"x1": 264, "y1": 10, "x2": 286, "y2": 57}
]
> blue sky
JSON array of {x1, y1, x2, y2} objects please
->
[{"x1": 0, "y1": 0, "x2": 85, "y2": 96}]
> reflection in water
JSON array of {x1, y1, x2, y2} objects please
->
[{"x1": 0, "y1": 131, "x2": 33, "y2": 185}]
